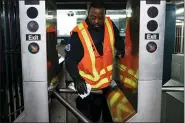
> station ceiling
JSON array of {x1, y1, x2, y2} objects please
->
[{"x1": 56, "y1": 0, "x2": 183, "y2": 9}]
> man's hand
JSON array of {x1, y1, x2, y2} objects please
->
[{"x1": 73, "y1": 76, "x2": 87, "y2": 95}]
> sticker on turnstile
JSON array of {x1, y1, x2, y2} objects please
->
[
  {"x1": 26, "y1": 34, "x2": 41, "y2": 41},
  {"x1": 28, "y1": 42, "x2": 40, "y2": 54},
  {"x1": 146, "y1": 42, "x2": 157, "y2": 53},
  {"x1": 145, "y1": 33, "x2": 159, "y2": 40}
]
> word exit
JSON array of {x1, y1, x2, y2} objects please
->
[
  {"x1": 26, "y1": 34, "x2": 41, "y2": 41},
  {"x1": 145, "y1": 33, "x2": 159, "y2": 40}
]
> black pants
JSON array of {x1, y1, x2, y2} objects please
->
[{"x1": 76, "y1": 93, "x2": 113, "y2": 123}]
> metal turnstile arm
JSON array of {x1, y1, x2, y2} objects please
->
[{"x1": 52, "y1": 91, "x2": 92, "y2": 123}]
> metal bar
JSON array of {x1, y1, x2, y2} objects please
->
[
  {"x1": 52, "y1": 91, "x2": 92, "y2": 123},
  {"x1": 4, "y1": 51, "x2": 21, "y2": 54},
  {"x1": 180, "y1": 23, "x2": 184, "y2": 53},
  {"x1": 162, "y1": 86, "x2": 184, "y2": 92},
  {"x1": 13, "y1": 111, "x2": 25, "y2": 123},
  {"x1": 58, "y1": 88, "x2": 103, "y2": 94},
  {"x1": 8, "y1": 107, "x2": 24, "y2": 116}
]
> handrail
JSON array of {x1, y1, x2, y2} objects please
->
[
  {"x1": 162, "y1": 86, "x2": 184, "y2": 92},
  {"x1": 58, "y1": 88, "x2": 103, "y2": 94},
  {"x1": 59, "y1": 86, "x2": 184, "y2": 93},
  {"x1": 52, "y1": 91, "x2": 92, "y2": 123}
]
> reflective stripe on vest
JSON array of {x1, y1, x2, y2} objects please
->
[
  {"x1": 107, "y1": 89, "x2": 136, "y2": 122},
  {"x1": 119, "y1": 64, "x2": 138, "y2": 79},
  {"x1": 105, "y1": 18, "x2": 114, "y2": 57},
  {"x1": 120, "y1": 75, "x2": 137, "y2": 89},
  {"x1": 77, "y1": 18, "x2": 114, "y2": 83},
  {"x1": 110, "y1": 91, "x2": 121, "y2": 107},
  {"x1": 124, "y1": 78, "x2": 137, "y2": 88},
  {"x1": 91, "y1": 78, "x2": 109, "y2": 88}
]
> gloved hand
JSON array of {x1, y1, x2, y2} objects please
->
[
  {"x1": 73, "y1": 76, "x2": 87, "y2": 95},
  {"x1": 115, "y1": 50, "x2": 125, "y2": 60}
]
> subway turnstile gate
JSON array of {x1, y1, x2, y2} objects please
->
[{"x1": 15, "y1": 0, "x2": 166, "y2": 122}]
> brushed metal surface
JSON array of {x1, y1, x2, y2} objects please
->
[
  {"x1": 127, "y1": 80, "x2": 162, "y2": 122},
  {"x1": 139, "y1": 1, "x2": 166, "y2": 81},
  {"x1": 19, "y1": 1, "x2": 47, "y2": 82},
  {"x1": 23, "y1": 82, "x2": 49, "y2": 122}
]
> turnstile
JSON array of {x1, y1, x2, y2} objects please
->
[{"x1": 16, "y1": 0, "x2": 169, "y2": 122}]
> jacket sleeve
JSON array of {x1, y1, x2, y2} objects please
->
[
  {"x1": 112, "y1": 21, "x2": 125, "y2": 53},
  {"x1": 65, "y1": 32, "x2": 84, "y2": 79}
]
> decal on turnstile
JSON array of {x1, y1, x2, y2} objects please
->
[
  {"x1": 25, "y1": 0, "x2": 39, "y2": 5},
  {"x1": 26, "y1": 34, "x2": 41, "y2": 41},
  {"x1": 147, "y1": 6, "x2": 158, "y2": 18},
  {"x1": 146, "y1": 0, "x2": 160, "y2": 4},
  {"x1": 27, "y1": 7, "x2": 38, "y2": 19},
  {"x1": 28, "y1": 42, "x2": 40, "y2": 54},
  {"x1": 145, "y1": 33, "x2": 159, "y2": 40},
  {"x1": 146, "y1": 41, "x2": 157, "y2": 53},
  {"x1": 146, "y1": 3, "x2": 159, "y2": 53}
]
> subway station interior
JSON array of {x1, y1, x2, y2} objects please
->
[{"x1": 0, "y1": 0, "x2": 184, "y2": 123}]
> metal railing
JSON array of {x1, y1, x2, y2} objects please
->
[
  {"x1": 58, "y1": 88, "x2": 103, "y2": 94},
  {"x1": 53, "y1": 84, "x2": 184, "y2": 123},
  {"x1": 162, "y1": 86, "x2": 184, "y2": 92},
  {"x1": 52, "y1": 90, "x2": 92, "y2": 123}
]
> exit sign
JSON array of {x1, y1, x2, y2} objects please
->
[
  {"x1": 145, "y1": 33, "x2": 159, "y2": 40},
  {"x1": 26, "y1": 34, "x2": 41, "y2": 41}
]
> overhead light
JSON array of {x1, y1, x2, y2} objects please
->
[{"x1": 176, "y1": 8, "x2": 184, "y2": 15}]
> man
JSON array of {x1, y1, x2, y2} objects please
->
[{"x1": 65, "y1": 1, "x2": 124, "y2": 122}]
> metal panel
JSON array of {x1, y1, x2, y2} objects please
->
[
  {"x1": 128, "y1": 0, "x2": 166, "y2": 122},
  {"x1": 19, "y1": 1, "x2": 47, "y2": 82},
  {"x1": 19, "y1": 0, "x2": 49, "y2": 122},
  {"x1": 184, "y1": 1, "x2": 185, "y2": 121},
  {"x1": 162, "y1": 4, "x2": 176, "y2": 84},
  {"x1": 171, "y1": 62, "x2": 181, "y2": 81},
  {"x1": 127, "y1": 80, "x2": 162, "y2": 122},
  {"x1": 139, "y1": 1, "x2": 166, "y2": 81},
  {"x1": 23, "y1": 82, "x2": 49, "y2": 122}
]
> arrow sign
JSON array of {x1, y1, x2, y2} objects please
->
[
  {"x1": 146, "y1": 42, "x2": 157, "y2": 53},
  {"x1": 28, "y1": 42, "x2": 40, "y2": 54}
]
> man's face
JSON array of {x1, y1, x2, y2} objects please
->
[{"x1": 88, "y1": 7, "x2": 105, "y2": 29}]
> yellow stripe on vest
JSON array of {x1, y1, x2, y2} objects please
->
[
  {"x1": 107, "y1": 65, "x2": 113, "y2": 71},
  {"x1": 124, "y1": 78, "x2": 137, "y2": 88},
  {"x1": 119, "y1": 64, "x2": 127, "y2": 71},
  {"x1": 110, "y1": 92, "x2": 121, "y2": 107},
  {"x1": 105, "y1": 18, "x2": 114, "y2": 57},
  {"x1": 79, "y1": 27, "x2": 99, "y2": 81},
  {"x1": 100, "y1": 69, "x2": 106, "y2": 76},
  {"x1": 92, "y1": 78, "x2": 109, "y2": 88}
]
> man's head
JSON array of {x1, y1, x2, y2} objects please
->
[{"x1": 88, "y1": 1, "x2": 105, "y2": 29}]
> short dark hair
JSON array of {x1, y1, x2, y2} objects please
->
[{"x1": 89, "y1": 0, "x2": 105, "y2": 10}]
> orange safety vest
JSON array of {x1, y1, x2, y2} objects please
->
[
  {"x1": 119, "y1": 18, "x2": 139, "y2": 90},
  {"x1": 72, "y1": 17, "x2": 115, "y2": 89},
  {"x1": 46, "y1": 24, "x2": 56, "y2": 33},
  {"x1": 107, "y1": 88, "x2": 136, "y2": 122}
]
